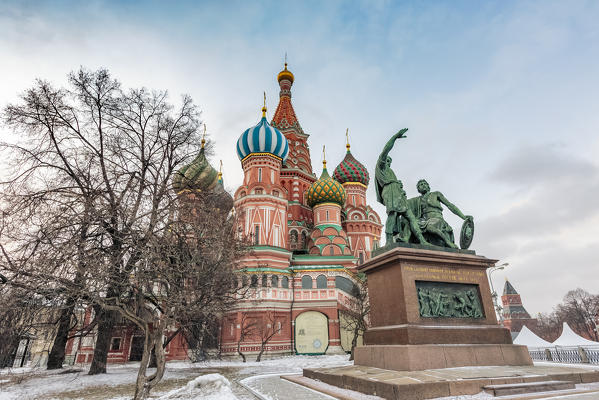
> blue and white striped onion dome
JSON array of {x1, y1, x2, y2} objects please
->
[{"x1": 236, "y1": 116, "x2": 289, "y2": 162}]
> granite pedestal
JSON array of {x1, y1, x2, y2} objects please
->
[{"x1": 353, "y1": 244, "x2": 532, "y2": 370}]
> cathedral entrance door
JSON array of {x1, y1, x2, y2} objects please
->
[{"x1": 295, "y1": 311, "x2": 328, "y2": 355}]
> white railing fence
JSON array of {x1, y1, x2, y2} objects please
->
[{"x1": 528, "y1": 346, "x2": 599, "y2": 365}]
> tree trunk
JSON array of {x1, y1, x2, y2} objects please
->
[
  {"x1": 256, "y1": 343, "x2": 265, "y2": 362},
  {"x1": 133, "y1": 324, "x2": 166, "y2": 400},
  {"x1": 349, "y1": 326, "x2": 360, "y2": 361},
  {"x1": 237, "y1": 340, "x2": 246, "y2": 363},
  {"x1": 47, "y1": 303, "x2": 74, "y2": 369},
  {"x1": 88, "y1": 307, "x2": 115, "y2": 375},
  {"x1": 133, "y1": 328, "x2": 152, "y2": 400}
]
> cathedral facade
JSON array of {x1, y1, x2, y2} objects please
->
[{"x1": 219, "y1": 64, "x2": 382, "y2": 356}]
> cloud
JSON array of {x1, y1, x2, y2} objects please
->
[
  {"x1": 477, "y1": 145, "x2": 599, "y2": 313},
  {"x1": 489, "y1": 144, "x2": 594, "y2": 186},
  {"x1": 480, "y1": 144, "x2": 599, "y2": 241},
  {"x1": 1, "y1": 1, "x2": 598, "y2": 314}
]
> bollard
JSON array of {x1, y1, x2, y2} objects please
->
[{"x1": 578, "y1": 347, "x2": 590, "y2": 363}]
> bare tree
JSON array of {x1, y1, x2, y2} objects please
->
[
  {"x1": 535, "y1": 312, "x2": 561, "y2": 342},
  {"x1": 535, "y1": 289, "x2": 599, "y2": 342},
  {"x1": 339, "y1": 275, "x2": 369, "y2": 361},
  {"x1": 556, "y1": 289, "x2": 599, "y2": 341},
  {"x1": 236, "y1": 313, "x2": 257, "y2": 363},
  {"x1": 255, "y1": 309, "x2": 282, "y2": 362},
  {"x1": 1, "y1": 68, "x2": 248, "y2": 399},
  {"x1": 1, "y1": 68, "x2": 202, "y2": 374}
]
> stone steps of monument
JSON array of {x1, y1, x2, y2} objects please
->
[{"x1": 483, "y1": 380, "x2": 575, "y2": 397}]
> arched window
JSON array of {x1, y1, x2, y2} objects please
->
[
  {"x1": 242, "y1": 275, "x2": 248, "y2": 287},
  {"x1": 301, "y1": 275, "x2": 313, "y2": 289},
  {"x1": 250, "y1": 275, "x2": 258, "y2": 287},
  {"x1": 281, "y1": 276, "x2": 289, "y2": 288},
  {"x1": 290, "y1": 230, "x2": 298, "y2": 249},
  {"x1": 335, "y1": 276, "x2": 359, "y2": 296},
  {"x1": 258, "y1": 168, "x2": 262, "y2": 182},
  {"x1": 359, "y1": 252, "x2": 364, "y2": 265},
  {"x1": 301, "y1": 232, "x2": 308, "y2": 249},
  {"x1": 329, "y1": 246, "x2": 334, "y2": 255},
  {"x1": 316, "y1": 274, "x2": 327, "y2": 289},
  {"x1": 261, "y1": 274, "x2": 268, "y2": 287},
  {"x1": 271, "y1": 275, "x2": 279, "y2": 288}
]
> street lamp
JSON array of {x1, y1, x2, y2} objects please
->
[{"x1": 489, "y1": 262, "x2": 508, "y2": 322}]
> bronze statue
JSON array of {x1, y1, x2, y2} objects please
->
[
  {"x1": 376, "y1": 129, "x2": 475, "y2": 250},
  {"x1": 409, "y1": 179, "x2": 473, "y2": 249},
  {"x1": 375, "y1": 129, "x2": 430, "y2": 245}
]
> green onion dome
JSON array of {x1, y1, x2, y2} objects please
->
[
  {"x1": 333, "y1": 141, "x2": 370, "y2": 186},
  {"x1": 306, "y1": 161, "x2": 346, "y2": 208},
  {"x1": 172, "y1": 145, "x2": 219, "y2": 193}
]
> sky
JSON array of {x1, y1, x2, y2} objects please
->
[{"x1": 1, "y1": 0, "x2": 598, "y2": 315}]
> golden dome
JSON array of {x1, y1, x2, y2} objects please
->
[{"x1": 277, "y1": 63, "x2": 294, "y2": 84}]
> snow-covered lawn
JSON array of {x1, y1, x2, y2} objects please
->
[{"x1": 0, "y1": 354, "x2": 351, "y2": 400}]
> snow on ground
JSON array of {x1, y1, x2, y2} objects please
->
[
  {"x1": 171, "y1": 353, "x2": 352, "y2": 374},
  {"x1": 6, "y1": 355, "x2": 598, "y2": 400},
  {"x1": 158, "y1": 373, "x2": 235, "y2": 400},
  {"x1": 0, "y1": 363, "x2": 204, "y2": 400},
  {"x1": 533, "y1": 361, "x2": 599, "y2": 370},
  {"x1": 0, "y1": 354, "x2": 351, "y2": 400}
]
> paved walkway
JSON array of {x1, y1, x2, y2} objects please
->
[
  {"x1": 301, "y1": 364, "x2": 599, "y2": 399},
  {"x1": 240, "y1": 373, "x2": 336, "y2": 399}
]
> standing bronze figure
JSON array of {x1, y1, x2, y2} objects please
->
[{"x1": 375, "y1": 129, "x2": 430, "y2": 245}]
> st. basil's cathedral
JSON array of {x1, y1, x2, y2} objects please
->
[
  {"x1": 66, "y1": 63, "x2": 383, "y2": 364},
  {"x1": 216, "y1": 63, "x2": 383, "y2": 356}
]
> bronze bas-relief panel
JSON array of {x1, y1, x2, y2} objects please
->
[
  {"x1": 400, "y1": 261, "x2": 497, "y2": 325},
  {"x1": 415, "y1": 280, "x2": 485, "y2": 319}
]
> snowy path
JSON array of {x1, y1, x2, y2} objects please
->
[{"x1": 240, "y1": 373, "x2": 335, "y2": 400}]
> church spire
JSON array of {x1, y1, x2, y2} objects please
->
[
  {"x1": 271, "y1": 59, "x2": 313, "y2": 175},
  {"x1": 272, "y1": 60, "x2": 300, "y2": 132},
  {"x1": 345, "y1": 128, "x2": 350, "y2": 152}
]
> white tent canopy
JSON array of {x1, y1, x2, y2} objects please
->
[
  {"x1": 552, "y1": 322, "x2": 599, "y2": 347},
  {"x1": 513, "y1": 325, "x2": 552, "y2": 348}
]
